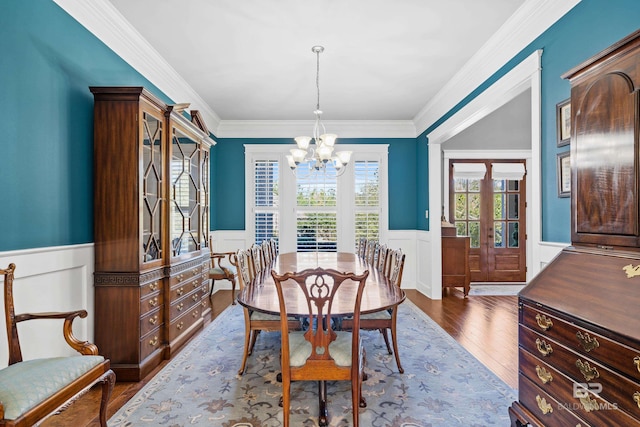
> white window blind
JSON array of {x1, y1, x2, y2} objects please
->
[
  {"x1": 296, "y1": 161, "x2": 337, "y2": 252},
  {"x1": 354, "y1": 160, "x2": 380, "y2": 245},
  {"x1": 254, "y1": 160, "x2": 279, "y2": 245}
]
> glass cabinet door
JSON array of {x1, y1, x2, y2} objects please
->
[
  {"x1": 142, "y1": 110, "x2": 163, "y2": 263},
  {"x1": 170, "y1": 125, "x2": 201, "y2": 256}
]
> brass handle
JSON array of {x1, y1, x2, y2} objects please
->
[
  {"x1": 576, "y1": 331, "x2": 599, "y2": 352},
  {"x1": 192, "y1": 310, "x2": 199, "y2": 318},
  {"x1": 193, "y1": 280, "x2": 199, "y2": 288},
  {"x1": 149, "y1": 336, "x2": 159, "y2": 346},
  {"x1": 178, "y1": 274, "x2": 184, "y2": 281},
  {"x1": 633, "y1": 391, "x2": 640, "y2": 409},
  {"x1": 192, "y1": 293, "x2": 199, "y2": 302},
  {"x1": 576, "y1": 359, "x2": 599, "y2": 381},
  {"x1": 177, "y1": 287, "x2": 184, "y2": 296},
  {"x1": 148, "y1": 297, "x2": 158, "y2": 307},
  {"x1": 148, "y1": 315, "x2": 158, "y2": 325},
  {"x1": 535, "y1": 365, "x2": 553, "y2": 384},
  {"x1": 176, "y1": 321, "x2": 184, "y2": 330},
  {"x1": 536, "y1": 338, "x2": 553, "y2": 357},
  {"x1": 535, "y1": 395, "x2": 553, "y2": 415},
  {"x1": 535, "y1": 313, "x2": 553, "y2": 331},
  {"x1": 193, "y1": 269, "x2": 198, "y2": 276},
  {"x1": 177, "y1": 302, "x2": 184, "y2": 311},
  {"x1": 149, "y1": 281, "x2": 158, "y2": 291},
  {"x1": 634, "y1": 356, "x2": 640, "y2": 373},
  {"x1": 579, "y1": 395, "x2": 599, "y2": 412}
]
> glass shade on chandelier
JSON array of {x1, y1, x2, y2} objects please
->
[{"x1": 286, "y1": 46, "x2": 352, "y2": 176}]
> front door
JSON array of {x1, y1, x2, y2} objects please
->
[{"x1": 449, "y1": 159, "x2": 526, "y2": 282}]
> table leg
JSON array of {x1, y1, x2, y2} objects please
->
[{"x1": 318, "y1": 380, "x2": 328, "y2": 426}]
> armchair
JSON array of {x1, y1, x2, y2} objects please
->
[
  {"x1": 208, "y1": 239, "x2": 238, "y2": 304},
  {"x1": 0, "y1": 263, "x2": 115, "y2": 427}
]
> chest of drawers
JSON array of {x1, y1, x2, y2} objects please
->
[{"x1": 509, "y1": 247, "x2": 640, "y2": 426}]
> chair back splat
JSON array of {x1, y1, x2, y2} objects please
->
[{"x1": 271, "y1": 267, "x2": 369, "y2": 427}]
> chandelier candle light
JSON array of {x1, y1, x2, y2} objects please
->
[{"x1": 287, "y1": 46, "x2": 352, "y2": 176}]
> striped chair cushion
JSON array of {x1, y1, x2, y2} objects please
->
[{"x1": 288, "y1": 331, "x2": 353, "y2": 367}]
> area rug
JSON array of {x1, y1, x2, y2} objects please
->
[
  {"x1": 108, "y1": 301, "x2": 516, "y2": 426},
  {"x1": 468, "y1": 284, "x2": 525, "y2": 296}
]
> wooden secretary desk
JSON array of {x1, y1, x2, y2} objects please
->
[
  {"x1": 509, "y1": 30, "x2": 640, "y2": 426},
  {"x1": 91, "y1": 87, "x2": 214, "y2": 381}
]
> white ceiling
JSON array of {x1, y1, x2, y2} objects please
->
[{"x1": 106, "y1": 0, "x2": 525, "y2": 123}]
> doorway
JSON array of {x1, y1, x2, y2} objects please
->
[{"x1": 448, "y1": 159, "x2": 526, "y2": 282}]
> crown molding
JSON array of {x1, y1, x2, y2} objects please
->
[
  {"x1": 52, "y1": 0, "x2": 221, "y2": 133},
  {"x1": 215, "y1": 120, "x2": 417, "y2": 139},
  {"x1": 413, "y1": 0, "x2": 581, "y2": 135}
]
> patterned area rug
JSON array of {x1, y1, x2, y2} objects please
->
[{"x1": 108, "y1": 301, "x2": 516, "y2": 426}]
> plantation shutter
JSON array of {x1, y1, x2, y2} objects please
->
[
  {"x1": 295, "y1": 161, "x2": 338, "y2": 252},
  {"x1": 354, "y1": 160, "x2": 380, "y2": 245},
  {"x1": 254, "y1": 160, "x2": 279, "y2": 245}
]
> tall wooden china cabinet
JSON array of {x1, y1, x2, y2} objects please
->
[
  {"x1": 509, "y1": 30, "x2": 640, "y2": 426},
  {"x1": 91, "y1": 87, "x2": 214, "y2": 381}
]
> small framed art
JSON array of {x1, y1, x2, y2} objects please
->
[
  {"x1": 556, "y1": 98, "x2": 571, "y2": 147},
  {"x1": 557, "y1": 151, "x2": 570, "y2": 197}
]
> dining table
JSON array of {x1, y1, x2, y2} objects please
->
[{"x1": 236, "y1": 251, "x2": 406, "y2": 426}]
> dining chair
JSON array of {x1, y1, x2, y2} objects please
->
[
  {"x1": 250, "y1": 244, "x2": 265, "y2": 283},
  {"x1": 365, "y1": 240, "x2": 378, "y2": 265},
  {"x1": 208, "y1": 239, "x2": 238, "y2": 303},
  {"x1": 343, "y1": 248, "x2": 406, "y2": 373},
  {"x1": 376, "y1": 244, "x2": 389, "y2": 273},
  {"x1": 261, "y1": 240, "x2": 273, "y2": 268},
  {"x1": 236, "y1": 249, "x2": 300, "y2": 375},
  {"x1": 271, "y1": 267, "x2": 369, "y2": 427},
  {"x1": 357, "y1": 237, "x2": 367, "y2": 258}
]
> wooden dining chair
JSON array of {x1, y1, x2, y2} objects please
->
[
  {"x1": 271, "y1": 267, "x2": 369, "y2": 427},
  {"x1": 376, "y1": 244, "x2": 389, "y2": 273},
  {"x1": 236, "y1": 249, "x2": 300, "y2": 375},
  {"x1": 343, "y1": 248, "x2": 406, "y2": 373},
  {"x1": 365, "y1": 240, "x2": 378, "y2": 265},
  {"x1": 357, "y1": 237, "x2": 367, "y2": 258},
  {"x1": 208, "y1": 237, "x2": 238, "y2": 303}
]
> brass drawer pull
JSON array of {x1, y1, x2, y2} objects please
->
[
  {"x1": 176, "y1": 321, "x2": 184, "y2": 330},
  {"x1": 148, "y1": 297, "x2": 158, "y2": 308},
  {"x1": 192, "y1": 294, "x2": 199, "y2": 302},
  {"x1": 633, "y1": 391, "x2": 640, "y2": 409},
  {"x1": 535, "y1": 365, "x2": 553, "y2": 384},
  {"x1": 149, "y1": 336, "x2": 159, "y2": 346},
  {"x1": 193, "y1": 280, "x2": 199, "y2": 288},
  {"x1": 634, "y1": 356, "x2": 640, "y2": 373},
  {"x1": 576, "y1": 359, "x2": 599, "y2": 381},
  {"x1": 149, "y1": 281, "x2": 158, "y2": 291},
  {"x1": 576, "y1": 331, "x2": 599, "y2": 352},
  {"x1": 579, "y1": 395, "x2": 599, "y2": 412},
  {"x1": 177, "y1": 287, "x2": 184, "y2": 296},
  {"x1": 148, "y1": 315, "x2": 158, "y2": 325},
  {"x1": 535, "y1": 395, "x2": 553, "y2": 415},
  {"x1": 536, "y1": 338, "x2": 553, "y2": 357},
  {"x1": 177, "y1": 302, "x2": 184, "y2": 311},
  {"x1": 192, "y1": 310, "x2": 199, "y2": 318},
  {"x1": 178, "y1": 274, "x2": 184, "y2": 281},
  {"x1": 535, "y1": 313, "x2": 553, "y2": 331},
  {"x1": 193, "y1": 269, "x2": 198, "y2": 276}
]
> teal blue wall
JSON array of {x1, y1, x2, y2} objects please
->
[
  {"x1": 2, "y1": 0, "x2": 640, "y2": 251},
  {"x1": 420, "y1": 0, "x2": 640, "y2": 241},
  {"x1": 0, "y1": 0, "x2": 173, "y2": 251},
  {"x1": 212, "y1": 138, "x2": 417, "y2": 231}
]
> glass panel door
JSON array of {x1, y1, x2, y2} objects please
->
[{"x1": 142, "y1": 111, "x2": 163, "y2": 263}]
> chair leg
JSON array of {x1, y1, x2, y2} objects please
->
[
  {"x1": 380, "y1": 328, "x2": 392, "y2": 354},
  {"x1": 209, "y1": 279, "x2": 215, "y2": 297},
  {"x1": 391, "y1": 313, "x2": 404, "y2": 374},
  {"x1": 238, "y1": 314, "x2": 252, "y2": 375},
  {"x1": 99, "y1": 369, "x2": 116, "y2": 427},
  {"x1": 282, "y1": 377, "x2": 291, "y2": 427},
  {"x1": 230, "y1": 277, "x2": 237, "y2": 305},
  {"x1": 248, "y1": 329, "x2": 260, "y2": 355}
]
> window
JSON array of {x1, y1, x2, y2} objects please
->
[{"x1": 246, "y1": 145, "x2": 387, "y2": 253}]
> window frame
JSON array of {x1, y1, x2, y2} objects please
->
[{"x1": 245, "y1": 144, "x2": 388, "y2": 253}]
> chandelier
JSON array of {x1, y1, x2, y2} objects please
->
[{"x1": 286, "y1": 46, "x2": 351, "y2": 176}]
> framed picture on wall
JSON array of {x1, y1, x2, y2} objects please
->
[
  {"x1": 557, "y1": 151, "x2": 571, "y2": 197},
  {"x1": 556, "y1": 98, "x2": 571, "y2": 147}
]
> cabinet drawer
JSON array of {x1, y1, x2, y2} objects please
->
[
  {"x1": 140, "y1": 328, "x2": 163, "y2": 361},
  {"x1": 169, "y1": 265, "x2": 203, "y2": 287},
  {"x1": 169, "y1": 289, "x2": 201, "y2": 320},
  {"x1": 140, "y1": 291, "x2": 163, "y2": 316},
  {"x1": 520, "y1": 328, "x2": 640, "y2": 421},
  {"x1": 522, "y1": 303, "x2": 640, "y2": 382},
  {"x1": 140, "y1": 278, "x2": 162, "y2": 298},
  {"x1": 140, "y1": 307, "x2": 163, "y2": 338},
  {"x1": 169, "y1": 276, "x2": 201, "y2": 300},
  {"x1": 168, "y1": 304, "x2": 202, "y2": 341},
  {"x1": 518, "y1": 373, "x2": 589, "y2": 427}
]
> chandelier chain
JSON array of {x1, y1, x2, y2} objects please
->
[{"x1": 316, "y1": 48, "x2": 321, "y2": 112}]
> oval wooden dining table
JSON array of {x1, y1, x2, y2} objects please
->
[{"x1": 236, "y1": 251, "x2": 406, "y2": 426}]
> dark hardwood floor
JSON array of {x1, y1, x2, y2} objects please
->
[{"x1": 43, "y1": 287, "x2": 518, "y2": 426}]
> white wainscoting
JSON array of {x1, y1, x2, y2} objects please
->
[
  {"x1": 0, "y1": 244, "x2": 94, "y2": 368},
  {"x1": 538, "y1": 241, "x2": 568, "y2": 271}
]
